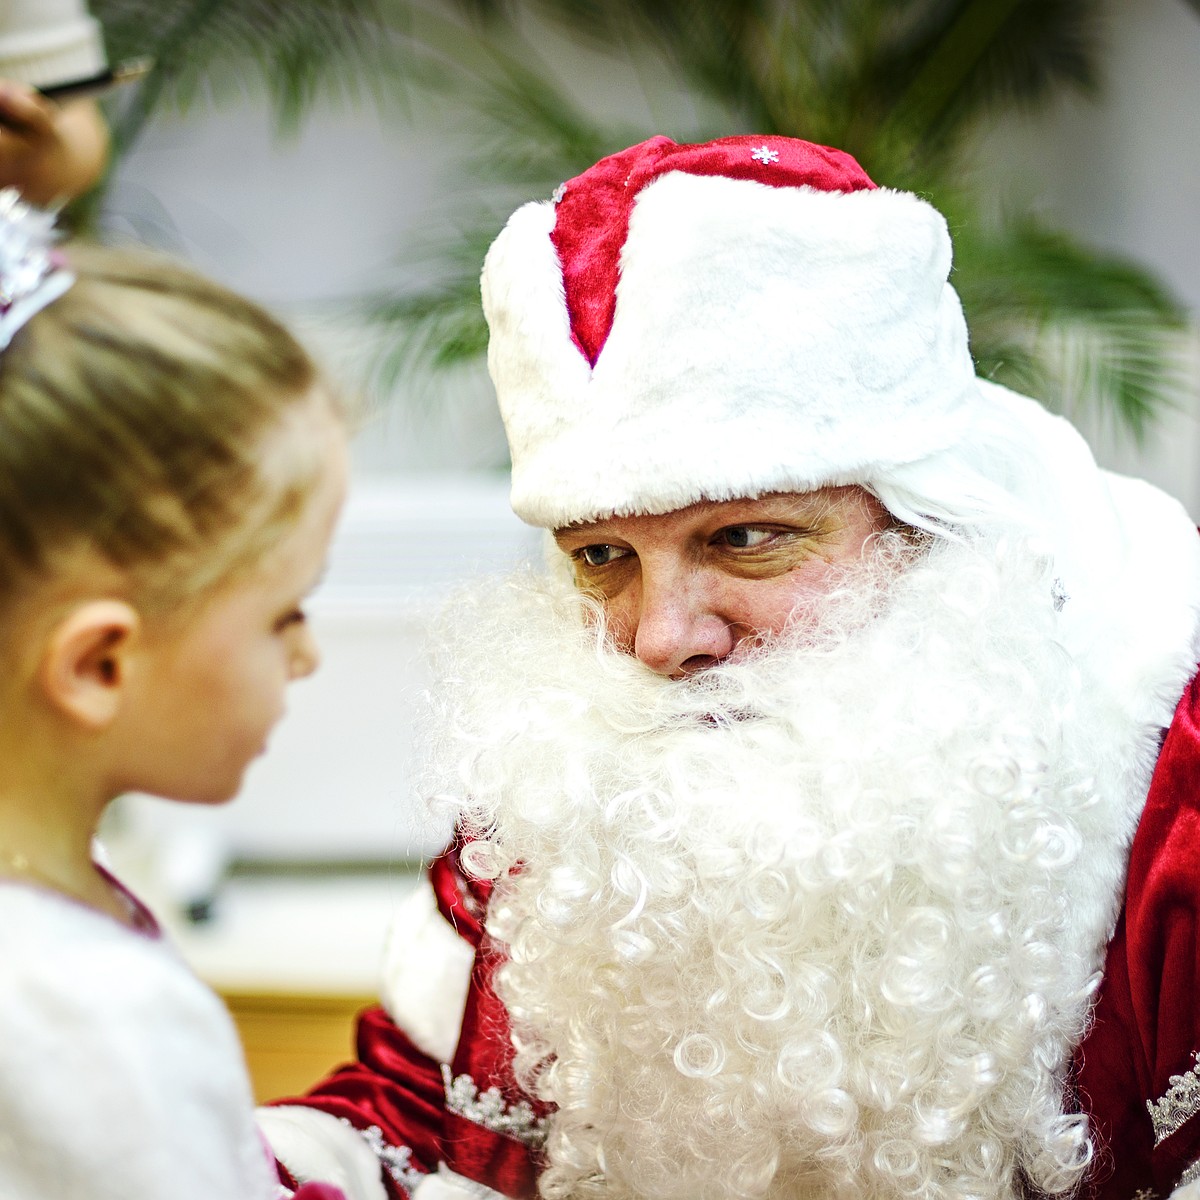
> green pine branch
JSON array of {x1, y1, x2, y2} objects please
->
[{"x1": 83, "y1": 0, "x2": 1192, "y2": 443}]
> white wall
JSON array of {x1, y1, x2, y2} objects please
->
[
  {"x1": 990, "y1": 0, "x2": 1199, "y2": 314},
  {"x1": 103, "y1": 99, "x2": 514, "y2": 472}
]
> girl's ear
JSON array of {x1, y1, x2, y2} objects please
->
[{"x1": 38, "y1": 600, "x2": 141, "y2": 730}]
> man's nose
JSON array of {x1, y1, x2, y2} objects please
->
[{"x1": 630, "y1": 571, "x2": 738, "y2": 677}]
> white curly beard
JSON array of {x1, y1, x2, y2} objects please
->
[{"x1": 421, "y1": 531, "x2": 1161, "y2": 1200}]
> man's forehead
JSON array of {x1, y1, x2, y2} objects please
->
[{"x1": 553, "y1": 487, "x2": 865, "y2": 540}]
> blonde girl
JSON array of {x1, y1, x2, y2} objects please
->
[{"x1": 0, "y1": 192, "x2": 348, "y2": 1199}]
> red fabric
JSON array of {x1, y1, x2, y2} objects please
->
[
  {"x1": 1076, "y1": 672, "x2": 1200, "y2": 1197},
  {"x1": 430, "y1": 835, "x2": 491, "y2": 944},
  {"x1": 444, "y1": 923, "x2": 547, "y2": 1198},
  {"x1": 272, "y1": 1006, "x2": 445, "y2": 1198},
  {"x1": 437, "y1": 840, "x2": 545, "y2": 1196},
  {"x1": 274, "y1": 842, "x2": 539, "y2": 1199},
  {"x1": 550, "y1": 134, "x2": 876, "y2": 365},
  {"x1": 273, "y1": 1141, "x2": 348, "y2": 1198}
]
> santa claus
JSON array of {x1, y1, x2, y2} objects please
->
[{"x1": 260, "y1": 135, "x2": 1200, "y2": 1200}]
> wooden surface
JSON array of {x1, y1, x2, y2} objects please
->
[{"x1": 221, "y1": 988, "x2": 375, "y2": 1104}]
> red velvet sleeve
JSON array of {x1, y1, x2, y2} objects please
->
[
  {"x1": 270, "y1": 840, "x2": 544, "y2": 1199},
  {"x1": 267, "y1": 843, "x2": 484, "y2": 1197},
  {"x1": 273, "y1": 1004, "x2": 447, "y2": 1198},
  {"x1": 1076, "y1": 671, "x2": 1200, "y2": 1198}
]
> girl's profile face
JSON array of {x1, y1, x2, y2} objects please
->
[{"x1": 116, "y1": 399, "x2": 349, "y2": 805}]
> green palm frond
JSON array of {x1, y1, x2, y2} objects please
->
[
  {"x1": 91, "y1": 0, "x2": 407, "y2": 148},
  {"x1": 364, "y1": 0, "x2": 1187, "y2": 443},
  {"x1": 365, "y1": 219, "x2": 499, "y2": 387},
  {"x1": 952, "y1": 218, "x2": 1187, "y2": 439},
  {"x1": 88, "y1": 0, "x2": 1191, "y2": 443},
  {"x1": 436, "y1": 38, "x2": 629, "y2": 184},
  {"x1": 871, "y1": 0, "x2": 1100, "y2": 154},
  {"x1": 456, "y1": 0, "x2": 1104, "y2": 171}
]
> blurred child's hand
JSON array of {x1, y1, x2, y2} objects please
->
[{"x1": 0, "y1": 81, "x2": 109, "y2": 205}]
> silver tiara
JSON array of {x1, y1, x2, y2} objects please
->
[{"x1": 0, "y1": 189, "x2": 75, "y2": 352}]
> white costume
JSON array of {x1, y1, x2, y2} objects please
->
[{"x1": 0, "y1": 878, "x2": 281, "y2": 1198}]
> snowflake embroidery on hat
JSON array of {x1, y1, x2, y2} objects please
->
[
  {"x1": 1147, "y1": 1052, "x2": 1200, "y2": 1146},
  {"x1": 552, "y1": 182, "x2": 567, "y2": 203},
  {"x1": 751, "y1": 144, "x2": 779, "y2": 164}
]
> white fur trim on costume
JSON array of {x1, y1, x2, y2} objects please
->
[
  {"x1": 413, "y1": 1164, "x2": 509, "y2": 1200},
  {"x1": 0, "y1": 882, "x2": 277, "y2": 1198},
  {"x1": 905, "y1": 380, "x2": 1200, "y2": 691},
  {"x1": 484, "y1": 173, "x2": 979, "y2": 528},
  {"x1": 257, "y1": 1106, "x2": 388, "y2": 1200},
  {"x1": 928, "y1": 382, "x2": 1200, "y2": 764},
  {"x1": 378, "y1": 878, "x2": 475, "y2": 1065}
]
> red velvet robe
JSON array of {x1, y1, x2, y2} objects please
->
[
  {"x1": 276, "y1": 675, "x2": 1200, "y2": 1200},
  {"x1": 271, "y1": 844, "x2": 546, "y2": 1199},
  {"x1": 1076, "y1": 672, "x2": 1200, "y2": 1198}
]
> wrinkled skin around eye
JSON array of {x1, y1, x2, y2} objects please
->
[{"x1": 554, "y1": 487, "x2": 893, "y2": 677}]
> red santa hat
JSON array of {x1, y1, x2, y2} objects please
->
[{"x1": 481, "y1": 134, "x2": 983, "y2": 529}]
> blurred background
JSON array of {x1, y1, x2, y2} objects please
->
[{"x1": 7, "y1": 0, "x2": 1198, "y2": 1090}]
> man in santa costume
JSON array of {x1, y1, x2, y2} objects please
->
[{"x1": 260, "y1": 135, "x2": 1200, "y2": 1200}]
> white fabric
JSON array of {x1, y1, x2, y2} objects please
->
[
  {"x1": 257, "y1": 1106, "x2": 388, "y2": 1200},
  {"x1": 0, "y1": 259, "x2": 74, "y2": 351},
  {"x1": 414, "y1": 1164, "x2": 507, "y2": 1200},
  {"x1": 0, "y1": 0, "x2": 106, "y2": 87},
  {"x1": 484, "y1": 173, "x2": 979, "y2": 528},
  {"x1": 0, "y1": 879, "x2": 278, "y2": 1198},
  {"x1": 260, "y1": 880, "x2": 476, "y2": 1199},
  {"x1": 377, "y1": 878, "x2": 474, "y2": 1064},
  {"x1": 1174, "y1": 1178, "x2": 1200, "y2": 1200},
  {"x1": 944, "y1": 386, "x2": 1200, "y2": 742}
]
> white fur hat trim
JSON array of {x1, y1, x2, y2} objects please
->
[{"x1": 483, "y1": 169, "x2": 980, "y2": 529}]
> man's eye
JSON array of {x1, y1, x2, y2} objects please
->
[
  {"x1": 579, "y1": 545, "x2": 626, "y2": 567},
  {"x1": 721, "y1": 526, "x2": 774, "y2": 549}
]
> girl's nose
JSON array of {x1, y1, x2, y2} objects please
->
[{"x1": 290, "y1": 624, "x2": 321, "y2": 680}]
